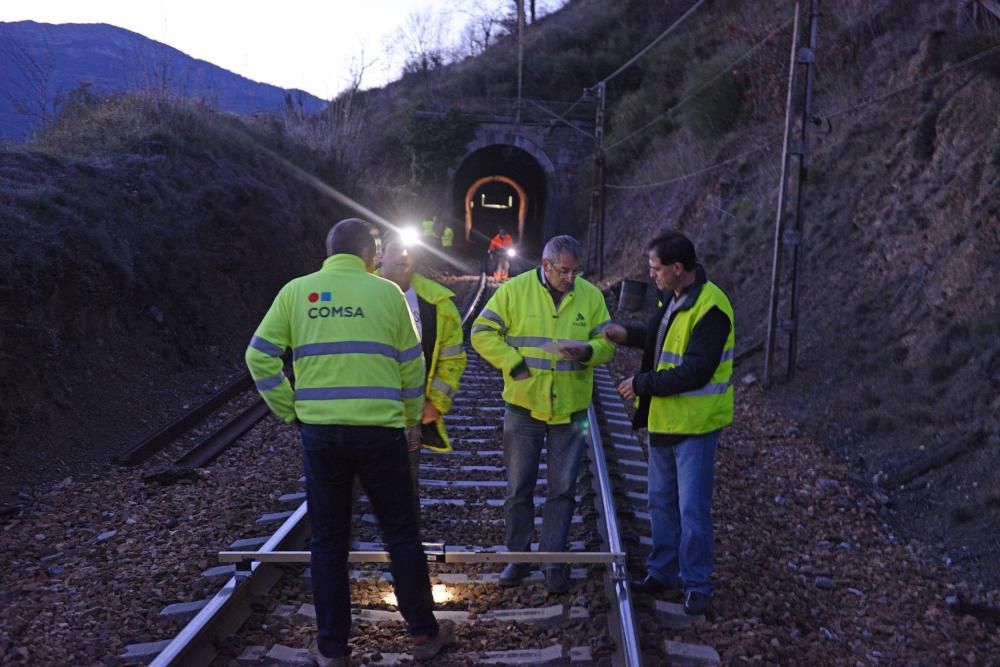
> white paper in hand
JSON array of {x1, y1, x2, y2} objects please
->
[{"x1": 540, "y1": 340, "x2": 564, "y2": 356}]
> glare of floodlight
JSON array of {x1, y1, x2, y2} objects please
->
[
  {"x1": 400, "y1": 227, "x2": 421, "y2": 246},
  {"x1": 507, "y1": 248, "x2": 517, "y2": 257},
  {"x1": 431, "y1": 584, "x2": 452, "y2": 603}
]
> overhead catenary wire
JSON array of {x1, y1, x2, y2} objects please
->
[
  {"x1": 605, "y1": 140, "x2": 777, "y2": 190},
  {"x1": 605, "y1": 32, "x2": 1000, "y2": 191},
  {"x1": 596, "y1": 0, "x2": 708, "y2": 86},
  {"x1": 819, "y1": 41, "x2": 1000, "y2": 120},
  {"x1": 604, "y1": 17, "x2": 794, "y2": 153}
]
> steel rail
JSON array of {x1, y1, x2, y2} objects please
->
[
  {"x1": 149, "y1": 503, "x2": 312, "y2": 667},
  {"x1": 148, "y1": 275, "x2": 490, "y2": 665},
  {"x1": 588, "y1": 401, "x2": 644, "y2": 667},
  {"x1": 172, "y1": 399, "x2": 271, "y2": 469},
  {"x1": 117, "y1": 372, "x2": 252, "y2": 464}
]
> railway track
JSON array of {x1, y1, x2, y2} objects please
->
[{"x1": 120, "y1": 272, "x2": 716, "y2": 665}]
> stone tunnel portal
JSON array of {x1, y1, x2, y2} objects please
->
[{"x1": 451, "y1": 144, "x2": 547, "y2": 261}]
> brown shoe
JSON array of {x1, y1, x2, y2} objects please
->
[
  {"x1": 309, "y1": 641, "x2": 350, "y2": 666},
  {"x1": 412, "y1": 619, "x2": 455, "y2": 661}
]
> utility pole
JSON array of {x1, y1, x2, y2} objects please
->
[
  {"x1": 764, "y1": 0, "x2": 820, "y2": 387},
  {"x1": 516, "y1": 0, "x2": 525, "y2": 123},
  {"x1": 587, "y1": 82, "x2": 607, "y2": 279}
]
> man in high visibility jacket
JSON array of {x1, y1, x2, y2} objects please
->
[
  {"x1": 471, "y1": 235, "x2": 615, "y2": 594},
  {"x1": 440, "y1": 225, "x2": 454, "y2": 249},
  {"x1": 379, "y1": 239, "x2": 467, "y2": 501},
  {"x1": 604, "y1": 230, "x2": 734, "y2": 617},
  {"x1": 487, "y1": 226, "x2": 514, "y2": 280},
  {"x1": 245, "y1": 218, "x2": 454, "y2": 664},
  {"x1": 420, "y1": 217, "x2": 439, "y2": 245}
]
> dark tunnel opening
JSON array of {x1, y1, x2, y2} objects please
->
[{"x1": 451, "y1": 144, "x2": 547, "y2": 269}]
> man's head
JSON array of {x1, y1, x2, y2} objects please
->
[
  {"x1": 498, "y1": 226, "x2": 509, "y2": 237},
  {"x1": 380, "y1": 239, "x2": 415, "y2": 290},
  {"x1": 326, "y1": 218, "x2": 381, "y2": 271},
  {"x1": 541, "y1": 235, "x2": 584, "y2": 295},
  {"x1": 646, "y1": 230, "x2": 697, "y2": 294}
]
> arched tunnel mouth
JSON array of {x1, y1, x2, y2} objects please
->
[{"x1": 450, "y1": 144, "x2": 547, "y2": 267}]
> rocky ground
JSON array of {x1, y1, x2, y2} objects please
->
[{"x1": 1, "y1": 365, "x2": 997, "y2": 665}]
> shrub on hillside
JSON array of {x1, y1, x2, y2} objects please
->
[
  {"x1": 678, "y1": 50, "x2": 747, "y2": 141},
  {"x1": 401, "y1": 109, "x2": 477, "y2": 188}
]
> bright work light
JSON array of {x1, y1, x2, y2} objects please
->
[
  {"x1": 507, "y1": 248, "x2": 517, "y2": 257},
  {"x1": 400, "y1": 226, "x2": 421, "y2": 246}
]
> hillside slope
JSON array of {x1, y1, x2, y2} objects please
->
[
  {"x1": 0, "y1": 21, "x2": 326, "y2": 141},
  {"x1": 597, "y1": 1, "x2": 999, "y2": 585},
  {"x1": 0, "y1": 98, "x2": 348, "y2": 494}
]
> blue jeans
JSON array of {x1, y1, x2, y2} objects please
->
[
  {"x1": 300, "y1": 424, "x2": 437, "y2": 658},
  {"x1": 503, "y1": 408, "x2": 587, "y2": 557},
  {"x1": 646, "y1": 430, "x2": 720, "y2": 595}
]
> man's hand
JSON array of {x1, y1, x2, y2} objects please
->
[
  {"x1": 556, "y1": 340, "x2": 591, "y2": 362},
  {"x1": 618, "y1": 376, "x2": 636, "y2": 401},
  {"x1": 603, "y1": 323, "x2": 627, "y2": 344},
  {"x1": 422, "y1": 401, "x2": 441, "y2": 424},
  {"x1": 512, "y1": 368, "x2": 531, "y2": 380},
  {"x1": 405, "y1": 425, "x2": 422, "y2": 452}
]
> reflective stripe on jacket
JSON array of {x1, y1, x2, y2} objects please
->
[
  {"x1": 648, "y1": 281, "x2": 735, "y2": 435},
  {"x1": 245, "y1": 254, "x2": 425, "y2": 427},
  {"x1": 470, "y1": 267, "x2": 614, "y2": 424},
  {"x1": 412, "y1": 273, "x2": 467, "y2": 451}
]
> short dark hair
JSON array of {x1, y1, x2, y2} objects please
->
[
  {"x1": 326, "y1": 218, "x2": 378, "y2": 258},
  {"x1": 647, "y1": 230, "x2": 697, "y2": 271}
]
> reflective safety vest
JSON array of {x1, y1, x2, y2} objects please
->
[
  {"x1": 245, "y1": 254, "x2": 425, "y2": 427},
  {"x1": 412, "y1": 273, "x2": 466, "y2": 451},
  {"x1": 471, "y1": 268, "x2": 615, "y2": 424},
  {"x1": 488, "y1": 233, "x2": 513, "y2": 253},
  {"x1": 440, "y1": 227, "x2": 454, "y2": 248},
  {"x1": 421, "y1": 219, "x2": 437, "y2": 238},
  {"x1": 648, "y1": 281, "x2": 735, "y2": 435}
]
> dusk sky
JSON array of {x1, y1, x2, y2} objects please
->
[{"x1": 0, "y1": 0, "x2": 563, "y2": 100}]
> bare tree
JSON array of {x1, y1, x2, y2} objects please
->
[
  {"x1": 390, "y1": 7, "x2": 450, "y2": 75},
  {"x1": 458, "y1": 2, "x2": 509, "y2": 57}
]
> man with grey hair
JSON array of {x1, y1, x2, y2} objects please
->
[{"x1": 471, "y1": 235, "x2": 615, "y2": 593}]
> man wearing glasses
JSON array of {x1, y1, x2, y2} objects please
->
[{"x1": 471, "y1": 235, "x2": 615, "y2": 594}]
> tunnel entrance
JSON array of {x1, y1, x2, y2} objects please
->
[{"x1": 451, "y1": 144, "x2": 547, "y2": 262}]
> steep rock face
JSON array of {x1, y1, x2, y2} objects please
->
[{"x1": 601, "y1": 16, "x2": 999, "y2": 584}]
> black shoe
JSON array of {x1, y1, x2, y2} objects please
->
[
  {"x1": 632, "y1": 574, "x2": 682, "y2": 598},
  {"x1": 683, "y1": 591, "x2": 711, "y2": 616},
  {"x1": 498, "y1": 562, "x2": 531, "y2": 587},
  {"x1": 544, "y1": 566, "x2": 569, "y2": 594}
]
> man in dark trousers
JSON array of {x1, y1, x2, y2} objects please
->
[
  {"x1": 603, "y1": 230, "x2": 734, "y2": 617},
  {"x1": 245, "y1": 218, "x2": 455, "y2": 665},
  {"x1": 379, "y1": 238, "x2": 467, "y2": 500}
]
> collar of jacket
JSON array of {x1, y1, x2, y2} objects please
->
[
  {"x1": 535, "y1": 266, "x2": 576, "y2": 295},
  {"x1": 322, "y1": 254, "x2": 369, "y2": 272},
  {"x1": 412, "y1": 273, "x2": 455, "y2": 303},
  {"x1": 660, "y1": 263, "x2": 707, "y2": 312}
]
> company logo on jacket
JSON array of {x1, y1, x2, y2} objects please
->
[{"x1": 306, "y1": 293, "x2": 365, "y2": 319}]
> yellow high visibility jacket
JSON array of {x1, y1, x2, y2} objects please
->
[
  {"x1": 245, "y1": 254, "x2": 425, "y2": 428},
  {"x1": 471, "y1": 268, "x2": 615, "y2": 424},
  {"x1": 440, "y1": 227, "x2": 454, "y2": 248},
  {"x1": 421, "y1": 219, "x2": 437, "y2": 238},
  {"x1": 648, "y1": 281, "x2": 735, "y2": 435},
  {"x1": 412, "y1": 273, "x2": 466, "y2": 451}
]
